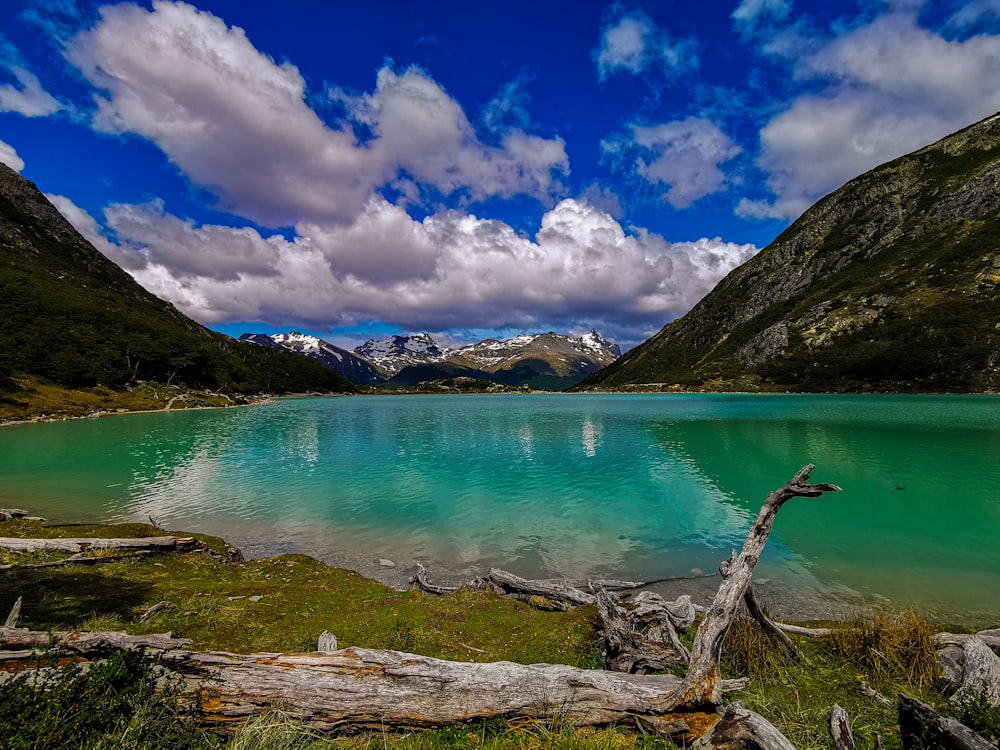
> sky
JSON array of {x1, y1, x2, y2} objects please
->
[{"x1": 1, "y1": 0, "x2": 999, "y2": 351}]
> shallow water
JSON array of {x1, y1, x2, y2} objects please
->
[{"x1": 1, "y1": 393, "x2": 998, "y2": 623}]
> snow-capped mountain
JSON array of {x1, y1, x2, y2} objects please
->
[
  {"x1": 353, "y1": 333, "x2": 451, "y2": 376},
  {"x1": 357, "y1": 330, "x2": 620, "y2": 389},
  {"x1": 240, "y1": 332, "x2": 384, "y2": 385}
]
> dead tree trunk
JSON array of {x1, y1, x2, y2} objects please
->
[
  {"x1": 655, "y1": 464, "x2": 840, "y2": 710},
  {"x1": 0, "y1": 536, "x2": 197, "y2": 553}
]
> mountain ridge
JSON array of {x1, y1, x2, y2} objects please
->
[
  {"x1": 578, "y1": 112, "x2": 1000, "y2": 393},
  {"x1": 0, "y1": 163, "x2": 354, "y2": 405},
  {"x1": 243, "y1": 330, "x2": 621, "y2": 389}
]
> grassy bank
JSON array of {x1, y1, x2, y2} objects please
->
[
  {"x1": 0, "y1": 376, "x2": 264, "y2": 425},
  {"x1": 1, "y1": 519, "x2": 996, "y2": 749}
]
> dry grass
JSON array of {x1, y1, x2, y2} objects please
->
[{"x1": 829, "y1": 609, "x2": 940, "y2": 687}]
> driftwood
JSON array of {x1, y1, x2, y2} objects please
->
[
  {"x1": 692, "y1": 703, "x2": 797, "y2": 750},
  {"x1": 935, "y1": 634, "x2": 1000, "y2": 708},
  {"x1": 652, "y1": 465, "x2": 840, "y2": 710},
  {"x1": 898, "y1": 693, "x2": 995, "y2": 750},
  {"x1": 859, "y1": 680, "x2": 894, "y2": 708},
  {"x1": 596, "y1": 588, "x2": 687, "y2": 673},
  {"x1": 830, "y1": 704, "x2": 856, "y2": 750},
  {"x1": 743, "y1": 585, "x2": 799, "y2": 656},
  {"x1": 4, "y1": 596, "x2": 22, "y2": 628},
  {"x1": 160, "y1": 646, "x2": 695, "y2": 734},
  {"x1": 138, "y1": 601, "x2": 177, "y2": 624},
  {"x1": 0, "y1": 626, "x2": 190, "y2": 654},
  {"x1": 0, "y1": 535, "x2": 197, "y2": 553}
]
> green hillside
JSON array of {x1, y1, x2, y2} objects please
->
[
  {"x1": 0, "y1": 164, "x2": 353, "y2": 408},
  {"x1": 579, "y1": 113, "x2": 1000, "y2": 393}
]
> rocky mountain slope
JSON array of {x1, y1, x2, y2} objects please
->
[
  {"x1": 578, "y1": 113, "x2": 1000, "y2": 393},
  {"x1": 354, "y1": 334, "x2": 450, "y2": 377},
  {"x1": 240, "y1": 333, "x2": 383, "y2": 385},
  {"x1": 0, "y1": 163, "x2": 353, "y2": 398}
]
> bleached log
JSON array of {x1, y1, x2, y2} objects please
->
[
  {"x1": 774, "y1": 623, "x2": 834, "y2": 638},
  {"x1": 936, "y1": 635, "x2": 1000, "y2": 708},
  {"x1": 898, "y1": 693, "x2": 995, "y2": 750},
  {"x1": 0, "y1": 536, "x2": 197, "y2": 553},
  {"x1": 935, "y1": 629, "x2": 1000, "y2": 650},
  {"x1": 159, "y1": 646, "x2": 695, "y2": 733},
  {"x1": 409, "y1": 564, "x2": 459, "y2": 595},
  {"x1": 654, "y1": 465, "x2": 840, "y2": 710},
  {"x1": 830, "y1": 704, "x2": 856, "y2": 750},
  {"x1": 471, "y1": 568, "x2": 597, "y2": 609},
  {"x1": 0, "y1": 626, "x2": 190, "y2": 653},
  {"x1": 138, "y1": 601, "x2": 177, "y2": 623}
]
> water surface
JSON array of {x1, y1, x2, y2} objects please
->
[{"x1": 1, "y1": 394, "x2": 997, "y2": 623}]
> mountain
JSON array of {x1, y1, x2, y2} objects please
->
[
  {"x1": 354, "y1": 333, "x2": 449, "y2": 376},
  {"x1": 578, "y1": 113, "x2": 1000, "y2": 393},
  {"x1": 378, "y1": 330, "x2": 621, "y2": 390},
  {"x1": 0, "y1": 163, "x2": 353, "y2": 399},
  {"x1": 240, "y1": 332, "x2": 383, "y2": 385}
]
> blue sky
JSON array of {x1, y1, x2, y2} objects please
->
[{"x1": 2, "y1": 0, "x2": 999, "y2": 350}]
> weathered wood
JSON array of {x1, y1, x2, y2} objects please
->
[
  {"x1": 159, "y1": 646, "x2": 689, "y2": 732},
  {"x1": 692, "y1": 703, "x2": 797, "y2": 750},
  {"x1": 936, "y1": 634, "x2": 1000, "y2": 708},
  {"x1": 317, "y1": 631, "x2": 338, "y2": 653},
  {"x1": 0, "y1": 536, "x2": 196, "y2": 553},
  {"x1": 859, "y1": 681, "x2": 894, "y2": 708},
  {"x1": 0, "y1": 626, "x2": 190, "y2": 653},
  {"x1": 471, "y1": 568, "x2": 597, "y2": 608},
  {"x1": 596, "y1": 588, "x2": 687, "y2": 673},
  {"x1": 138, "y1": 600, "x2": 177, "y2": 623},
  {"x1": 935, "y1": 629, "x2": 1000, "y2": 650},
  {"x1": 774, "y1": 623, "x2": 834, "y2": 638},
  {"x1": 409, "y1": 564, "x2": 459, "y2": 595},
  {"x1": 4, "y1": 596, "x2": 22, "y2": 628},
  {"x1": 743, "y1": 586, "x2": 799, "y2": 656},
  {"x1": 830, "y1": 704, "x2": 856, "y2": 750},
  {"x1": 655, "y1": 465, "x2": 840, "y2": 710},
  {"x1": 898, "y1": 693, "x2": 995, "y2": 750}
]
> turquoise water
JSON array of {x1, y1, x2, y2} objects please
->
[{"x1": 1, "y1": 394, "x2": 998, "y2": 622}]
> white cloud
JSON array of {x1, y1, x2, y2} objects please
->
[
  {"x1": 743, "y1": 9, "x2": 1000, "y2": 219},
  {"x1": 63, "y1": 1, "x2": 568, "y2": 228},
  {"x1": 0, "y1": 140, "x2": 24, "y2": 172},
  {"x1": 732, "y1": 0, "x2": 791, "y2": 26},
  {"x1": 947, "y1": 0, "x2": 1000, "y2": 28},
  {"x1": 594, "y1": 12, "x2": 697, "y2": 80},
  {"x1": 0, "y1": 65, "x2": 61, "y2": 117},
  {"x1": 52, "y1": 194, "x2": 757, "y2": 345},
  {"x1": 625, "y1": 118, "x2": 742, "y2": 209}
]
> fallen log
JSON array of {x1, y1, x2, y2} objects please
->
[
  {"x1": 935, "y1": 630, "x2": 1000, "y2": 650},
  {"x1": 596, "y1": 588, "x2": 688, "y2": 673},
  {"x1": 0, "y1": 626, "x2": 190, "y2": 654},
  {"x1": 0, "y1": 536, "x2": 197, "y2": 553},
  {"x1": 159, "y1": 646, "x2": 699, "y2": 735},
  {"x1": 935, "y1": 634, "x2": 1000, "y2": 708},
  {"x1": 898, "y1": 693, "x2": 995, "y2": 750},
  {"x1": 469, "y1": 568, "x2": 600, "y2": 609}
]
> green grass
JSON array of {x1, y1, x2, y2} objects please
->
[{"x1": 2, "y1": 520, "x2": 994, "y2": 749}]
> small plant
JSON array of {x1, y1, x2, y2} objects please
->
[{"x1": 722, "y1": 615, "x2": 795, "y2": 677}]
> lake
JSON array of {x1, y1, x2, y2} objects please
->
[{"x1": 1, "y1": 393, "x2": 998, "y2": 624}]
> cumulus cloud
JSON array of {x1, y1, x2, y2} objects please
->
[
  {"x1": 0, "y1": 139, "x2": 24, "y2": 172},
  {"x1": 732, "y1": 0, "x2": 790, "y2": 26},
  {"x1": 594, "y1": 11, "x2": 697, "y2": 80},
  {"x1": 52, "y1": 194, "x2": 756, "y2": 346},
  {"x1": 610, "y1": 118, "x2": 742, "y2": 209},
  {"x1": 0, "y1": 64, "x2": 61, "y2": 117},
  {"x1": 741, "y1": 8, "x2": 1000, "y2": 219},
  {"x1": 64, "y1": 0, "x2": 568, "y2": 228}
]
